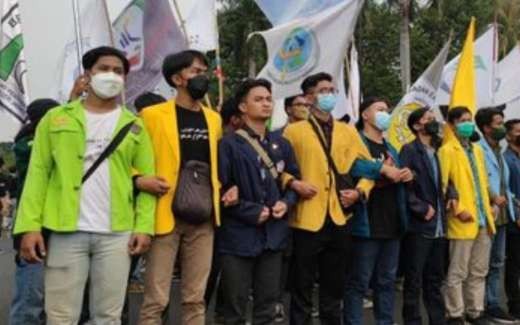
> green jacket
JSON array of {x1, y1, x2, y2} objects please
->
[{"x1": 14, "y1": 100, "x2": 156, "y2": 235}]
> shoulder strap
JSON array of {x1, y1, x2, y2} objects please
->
[
  {"x1": 235, "y1": 129, "x2": 279, "y2": 179},
  {"x1": 308, "y1": 116, "x2": 342, "y2": 177},
  {"x1": 82, "y1": 121, "x2": 135, "y2": 184}
]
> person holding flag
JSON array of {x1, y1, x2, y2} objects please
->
[{"x1": 440, "y1": 107, "x2": 496, "y2": 325}]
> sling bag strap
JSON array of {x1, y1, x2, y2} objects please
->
[
  {"x1": 308, "y1": 116, "x2": 355, "y2": 187},
  {"x1": 235, "y1": 129, "x2": 279, "y2": 180},
  {"x1": 82, "y1": 121, "x2": 135, "y2": 184}
]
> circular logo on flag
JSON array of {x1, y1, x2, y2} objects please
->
[{"x1": 268, "y1": 27, "x2": 319, "y2": 84}]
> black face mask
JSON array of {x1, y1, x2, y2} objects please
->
[
  {"x1": 424, "y1": 120, "x2": 440, "y2": 136},
  {"x1": 187, "y1": 75, "x2": 209, "y2": 100}
]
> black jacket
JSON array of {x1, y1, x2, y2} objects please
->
[{"x1": 399, "y1": 139, "x2": 447, "y2": 237}]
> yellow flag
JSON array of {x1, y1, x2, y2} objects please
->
[
  {"x1": 449, "y1": 18, "x2": 476, "y2": 113},
  {"x1": 444, "y1": 18, "x2": 477, "y2": 143}
]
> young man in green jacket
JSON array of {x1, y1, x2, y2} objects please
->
[{"x1": 14, "y1": 46, "x2": 156, "y2": 325}]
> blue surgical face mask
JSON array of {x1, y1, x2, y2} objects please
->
[
  {"x1": 374, "y1": 111, "x2": 391, "y2": 131},
  {"x1": 317, "y1": 93, "x2": 337, "y2": 113}
]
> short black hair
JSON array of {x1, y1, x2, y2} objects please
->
[
  {"x1": 82, "y1": 46, "x2": 130, "y2": 75},
  {"x1": 505, "y1": 119, "x2": 520, "y2": 132},
  {"x1": 475, "y1": 107, "x2": 504, "y2": 132},
  {"x1": 300, "y1": 72, "x2": 333, "y2": 94},
  {"x1": 447, "y1": 106, "x2": 472, "y2": 124},
  {"x1": 284, "y1": 94, "x2": 305, "y2": 111},
  {"x1": 134, "y1": 92, "x2": 166, "y2": 113},
  {"x1": 27, "y1": 98, "x2": 59, "y2": 123},
  {"x1": 234, "y1": 78, "x2": 272, "y2": 104},
  {"x1": 162, "y1": 50, "x2": 208, "y2": 88},
  {"x1": 220, "y1": 97, "x2": 240, "y2": 126},
  {"x1": 407, "y1": 107, "x2": 429, "y2": 135},
  {"x1": 339, "y1": 114, "x2": 351, "y2": 124},
  {"x1": 356, "y1": 96, "x2": 390, "y2": 130}
]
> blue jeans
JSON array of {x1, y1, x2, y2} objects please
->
[
  {"x1": 9, "y1": 256, "x2": 45, "y2": 325},
  {"x1": 45, "y1": 232, "x2": 131, "y2": 324},
  {"x1": 344, "y1": 237, "x2": 400, "y2": 325},
  {"x1": 486, "y1": 224, "x2": 507, "y2": 309}
]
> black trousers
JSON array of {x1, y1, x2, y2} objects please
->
[
  {"x1": 205, "y1": 240, "x2": 225, "y2": 316},
  {"x1": 506, "y1": 233, "x2": 520, "y2": 314},
  {"x1": 220, "y1": 251, "x2": 283, "y2": 325},
  {"x1": 289, "y1": 220, "x2": 349, "y2": 325},
  {"x1": 402, "y1": 233, "x2": 447, "y2": 325}
]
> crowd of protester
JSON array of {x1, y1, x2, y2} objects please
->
[{"x1": 6, "y1": 45, "x2": 520, "y2": 325}]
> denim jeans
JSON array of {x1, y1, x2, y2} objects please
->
[
  {"x1": 9, "y1": 256, "x2": 45, "y2": 325},
  {"x1": 44, "y1": 232, "x2": 131, "y2": 325},
  {"x1": 343, "y1": 237, "x2": 400, "y2": 325},
  {"x1": 486, "y1": 224, "x2": 507, "y2": 310}
]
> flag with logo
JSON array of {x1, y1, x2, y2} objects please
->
[
  {"x1": 255, "y1": 0, "x2": 345, "y2": 26},
  {"x1": 388, "y1": 38, "x2": 451, "y2": 150},
  {"x1": 496, "y1": 44, "x2": 520, "y2": 119},
  {"x1": 0, "y1": 0, "x2": 28, "y2": 141},
  {"x1": 436, "y1": 24, "x2": 497, "y2": 108},
  {"x1": 174, "y1": 0, "x2": 217, "y2": 52},
  {"x1": 52, "y1": 0, "x2": 112, "y2": 103},
  {"x1": 254, "y1": 0, "x2": 363, "y2": 121},
  {"x1": 114, "y1": 0, "x2": 187, "y2": 103}
]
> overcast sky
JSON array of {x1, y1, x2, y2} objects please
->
[{"x1": 19, "y1": 0, "x2": 129, "y2": 100}]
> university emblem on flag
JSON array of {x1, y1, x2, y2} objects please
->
[
  {"x1": 268, "y1": 27, "x2": 319, "y2": 84},
  {"x1": 114, "y1": 0, "x2": 145, "y2": 71}
]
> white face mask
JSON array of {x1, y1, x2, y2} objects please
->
[{"x1": 90, "y1": 72, "x2": 124, "y2": 99}]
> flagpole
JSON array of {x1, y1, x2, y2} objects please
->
[
  {"x1": 172, "y1": 0, "x2": 189, "y2": 42},
  {"x1": 215, "y1": 9, "x2": 224, "y2": 111},
  {"x1": 72, "y1": 0, "x2": 84, "y2": 75},
  {"x1": 345, "y1": 42, "x2": 358, "y2": 121},
  {"x1": 102, "y1": 0, "x2": 115, "y2": 46}
]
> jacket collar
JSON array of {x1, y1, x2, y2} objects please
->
[
  {"x1": 479, "y1": 137, "x2": 500, "y2": 168},
  {"x1": 412, "y1": 138, "x2": 437, "y2": 182},
  {"x1": 63, "y1": 99, "x2": 137, "y2": 136}
]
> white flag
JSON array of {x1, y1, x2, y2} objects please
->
[
  {"x1": 496, "y1": 45, "x2": 520, "y2": 119},
  {"x1": 0, "y1": 0, "x2": 28, "y2": 141},
  {"x1": 52, "y1": 0, "x2": 112, "y2": 103},
  {"x1": 435, "y1": 24, "x2": 497, "y2": 108},
  {"x1": 388, "y1": 38, "x2": 451, "y2": 150},
  {"x1": 113, "y1": 0, "x2": 187, "y2": 103},
  {"x1": 174, "y1": 0, "x2": 218, "y2": 52},
  {"x1": 255, "y1": 0, "x2": 363, "y2": 120}
]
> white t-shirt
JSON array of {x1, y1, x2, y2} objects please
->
[{"x1": 77, "y1": 107, "x2": 121, "y2": 233}]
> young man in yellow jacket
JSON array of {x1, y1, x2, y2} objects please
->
[
  {"x1": 138, "y1": 50, "x2": 234, "y2": 325},
  {"x1": 439, "y1": 107, "x2": 496, "y2": 325},
  {"x1": 283, "y1": 72, "x2": 401, "y2": 325}
]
